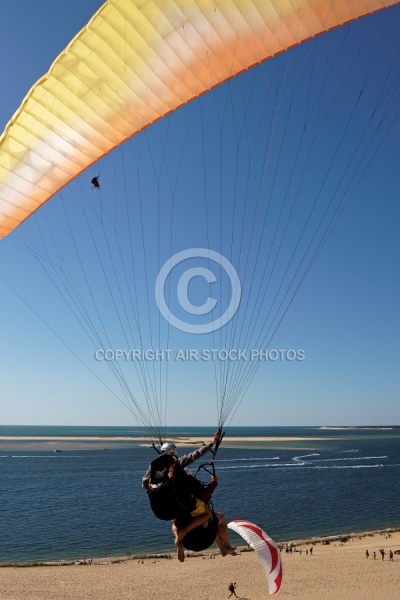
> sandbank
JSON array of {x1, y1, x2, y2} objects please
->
[
  {"x1": 1, "y1": 530, "x2": 399, "y2": 600},
  {"x1": 0, "y1": 435, "x2": 335, "y2": 452},
  {"x1": 0, "y1": 436, "x2": 329, "y2": 441}
]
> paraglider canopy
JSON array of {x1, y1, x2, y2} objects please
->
[
  {"x1": 228, "y1": 520, "x2": 283, "y2": 595},
  {"x1": 1, "y1": 0, "x2": 399, "y2": 239}
]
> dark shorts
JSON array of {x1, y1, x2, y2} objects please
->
[{"x1": 182, "y1": 514, "x2": 219, "y2": 552}]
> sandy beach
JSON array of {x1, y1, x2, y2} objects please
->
[{"x1": 1, "y1": 530, "x2": 399, "y2": 600}]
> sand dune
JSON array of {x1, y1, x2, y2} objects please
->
[{"x1": 1, "y1": 531, "x2": 399, "y2": 600}]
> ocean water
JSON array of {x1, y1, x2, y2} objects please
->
[{"x1": 1, "y1": 426, "x2": 399, "y2": 563}]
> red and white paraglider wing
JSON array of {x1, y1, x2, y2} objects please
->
[{"x1": 228, "y1": 520, "x2": 282, "y2": 595}]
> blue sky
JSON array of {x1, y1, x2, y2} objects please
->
[{"x1": 0, "y1": 1, "x2": 399, "y2": 428}]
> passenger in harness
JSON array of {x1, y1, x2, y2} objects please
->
[
  {"x1": 174, "y1": 483, "x2": 237, "y2": 561},
  {"x1": 171, "y1": 470, "x2": 218, "y2": 560},
  {"x1": 142, "y1": 431, "x2": 221, "y2": 560}
]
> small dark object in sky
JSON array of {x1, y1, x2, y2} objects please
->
[{"x1": 91, "y1": 176, "x2": 100, "y2": 189}]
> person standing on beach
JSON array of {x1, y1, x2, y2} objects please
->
[
  {"x1": 228, "y1": 582, "x2": 238, "y2": 598},
  {"x1": 365, "y1": 549, "x2": 369, "y2": 559}
]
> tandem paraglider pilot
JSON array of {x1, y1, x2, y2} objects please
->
[{"x1": 142, "y1": 431, "x2": 236, "y2": 561}]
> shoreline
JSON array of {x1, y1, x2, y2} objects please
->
[
  {"x1": 319, "y1": 426, "x2": 399, "y2": 430},
  {"x1": 2, "y1": 525, "x2": 399, "y2": 568}
]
